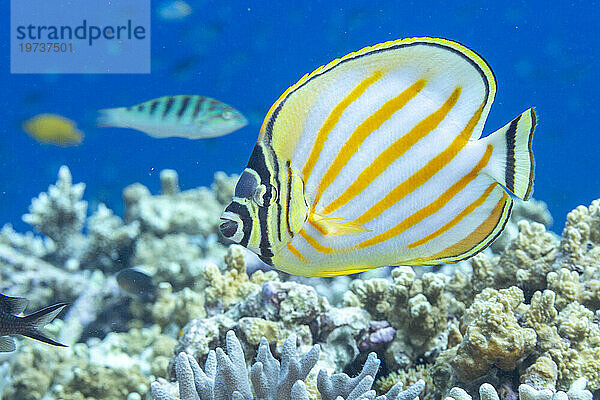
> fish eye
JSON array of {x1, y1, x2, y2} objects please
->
[
  {"x1": 221, "y1": 110, "x2": 233, "y2": 120},
  {"x1": 252, "y1": 184, "x2": 277, "y2": 207}
]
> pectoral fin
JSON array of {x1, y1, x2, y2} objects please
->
[{"x1": 309, "y1": 213, "x2": 370, "y2": 236}]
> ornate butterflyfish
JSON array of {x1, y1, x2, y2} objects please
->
[
  {"x1": 98, "y1": 95, "x2": 247, "y2": 139},
  {"x1": 219, "y1": 37, "x2": 536, "y2": 277}
]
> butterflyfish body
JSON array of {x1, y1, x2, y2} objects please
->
[
  {"x1": 98, "y1": 95, "x2": 247, "y2": 139},
  {"x1": 23, "y1": 113, "x2": 83, "y2": 146},
  {"x1": 219, "y1": 37, "x2": 537, "y2": 277}
]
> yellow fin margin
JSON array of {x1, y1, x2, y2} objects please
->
[{"x1": 313, "y1": 266, "x2": 374, "y2": 277}]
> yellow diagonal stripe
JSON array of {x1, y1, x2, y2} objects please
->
[
  {"x1": 358, "y1": 144, "x2": 492, "y2": 249},
  {"x1": 287, "y1": 243, "x2": 309, "y2": 264},
  {"x1": 323, "y1": 86, "x2": 460, "y2": 215},
  {"x1": 302, "y1": 70, "x2": 383, "y2": 180},
  {"x1": 300, "y1": 229, "x2": 334, "y2": 254},
  {"x1": 430, "y1": 190, "x2": 508, "y2": 260},
  {"x1": 355, "y1": 101, "x2": 486, "y2": 225},
  {"x1": 312, "y1": 79, "x2": 426, "y2": 210},
  {"x1": 408, "y1": 181, "x2": 496, "y2": 249}
]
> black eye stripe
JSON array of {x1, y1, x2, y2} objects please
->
[
  {"x1": 263, "y1": 185, "x2": 272, "y2": 204},
  {"x1": 252, "y1": 184, "x2": 278, "y2": 207},
  {"x1": 248, "y1": 145, "x2": 271, "y2": 187},
  {"x1": 235, "y1": 170, "x2": 258, "y2": 199}
]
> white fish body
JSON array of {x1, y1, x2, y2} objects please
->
[{"x1": 98, "y1": 95, "x2": 247, "y2": 139}]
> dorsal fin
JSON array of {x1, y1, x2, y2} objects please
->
[
  {"x1": 0, "y1": 293, "x2": 28, "y2": 314},
  {"x1": 258, "y1": 37, "x2": 497, "y2": 161}
]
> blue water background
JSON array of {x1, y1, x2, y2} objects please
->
[{"x1": 1, "y1": 1, "x2": 598, "y2": 233}]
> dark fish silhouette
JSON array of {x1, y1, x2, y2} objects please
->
[
  {"x1": 0, "y1": 293, "x2": 68, "y2": 352},
  {"x1": 116, "y1": 267, "x2": 156, "y2": 301}
]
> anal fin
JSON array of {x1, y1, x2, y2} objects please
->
[
  {"x1": 0, "y1": 336, "x2": 15, "y2": 352},
  {"x1": 313, "y1": 266, "x2": 374, "y2": 277}
]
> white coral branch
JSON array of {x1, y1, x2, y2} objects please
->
[{"x1": 151, "y1": 331, "x2": 424, "y2": 400}]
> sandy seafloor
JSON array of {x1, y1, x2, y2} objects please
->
[{"x1": 1, "y1": 1, "x2": 599, "y2": 399}]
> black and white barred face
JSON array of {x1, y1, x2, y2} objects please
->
[
  {"x1": 219, "y1": 144, "x2": 281, "y2": 264},
  {"x1": 219, "y1": 170, "x2": 258, "y2": 243}
]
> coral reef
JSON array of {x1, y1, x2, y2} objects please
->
[
  {"x1": 171, "y1": 249, "x2": 328, "y2": 375},
  {"x1": 80, "y1": 203, "x2": 140, "y2": 273},
  {"x1": 444, "y1": 378, "x2": 593, "y2": 400},
  {"x1": 0, "y1": 167, "x2": 239, "y2": 399},
  {"x1": 22, "y1": 165, "x2": 87, "y2": 262},
  {"x1": 1, "y1": 322, "x2": 173, "y2": 400},
  {"x1": 122, "y1": 168, "x2": 230, "y2": 239},
  {"x1": 375, "y1": 364, "x2": 435, "y2": 400},
  {"x1": 558, "y1": 200, "x2": 600, "y2": 274},
  {"x1": 343, "y1": 267, "x2": 451, "y2": 369},
  {"x1": 151, "y1": 330, "x2": 425, "y2": 400},
  {"x1": 452, "y1": 287, "x2": 536, "y2": 381},
  {"x1": 1, "y1": 166, "x2": 599, "y2": 400}
]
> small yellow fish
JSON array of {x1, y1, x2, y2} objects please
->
[
  {"x1": 219, "y1": 37, "x2": 537, "y2": 277},
  {"x1": 23, "y1": 114, "x2": 83, "y2": 146},
  {"x1": 98, "y1": 95, "x2": 247, "y2": 139}
]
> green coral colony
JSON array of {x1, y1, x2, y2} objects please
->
[{"x1": 1, "y1": 38, "x2": 599, "y2": 400}]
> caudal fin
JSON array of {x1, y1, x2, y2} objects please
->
[
  {"x1": 97, "y1": 108, "x2": 125, "y2": 128},
  {"x1": 481, "y1": 108, "x2": 536, "y2": 200},
  {"x1": 22, "y1": 302, "x2": 68, "y2": 347}
]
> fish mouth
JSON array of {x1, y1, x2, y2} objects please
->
[
  {"x1": 237, "y1": 115, "x2": 249, "y2": 128},
  {"x1": 219, "y1": 219, "x2": 238, "y2": 238}
]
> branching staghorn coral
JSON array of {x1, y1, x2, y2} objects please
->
[
  {"x1": 317, "y1": 353, "x2": 425, "y2": 400},
  {"x1": 153, "y1": 330, "x2": 319, "y2": 400},
  {"x1": 375, "y1": 364, "x2": 435, "y2": 400},
  {"x1": 151, "y1": 331, "x2": 425, "y2": 400}
]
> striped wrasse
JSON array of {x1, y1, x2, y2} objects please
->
[
  {"x1": 98, "y1": 95, "x2": 247, "y2": 139},
  {"x1": 219, "y1": 37, "x2": 536, "y2": 277}
]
